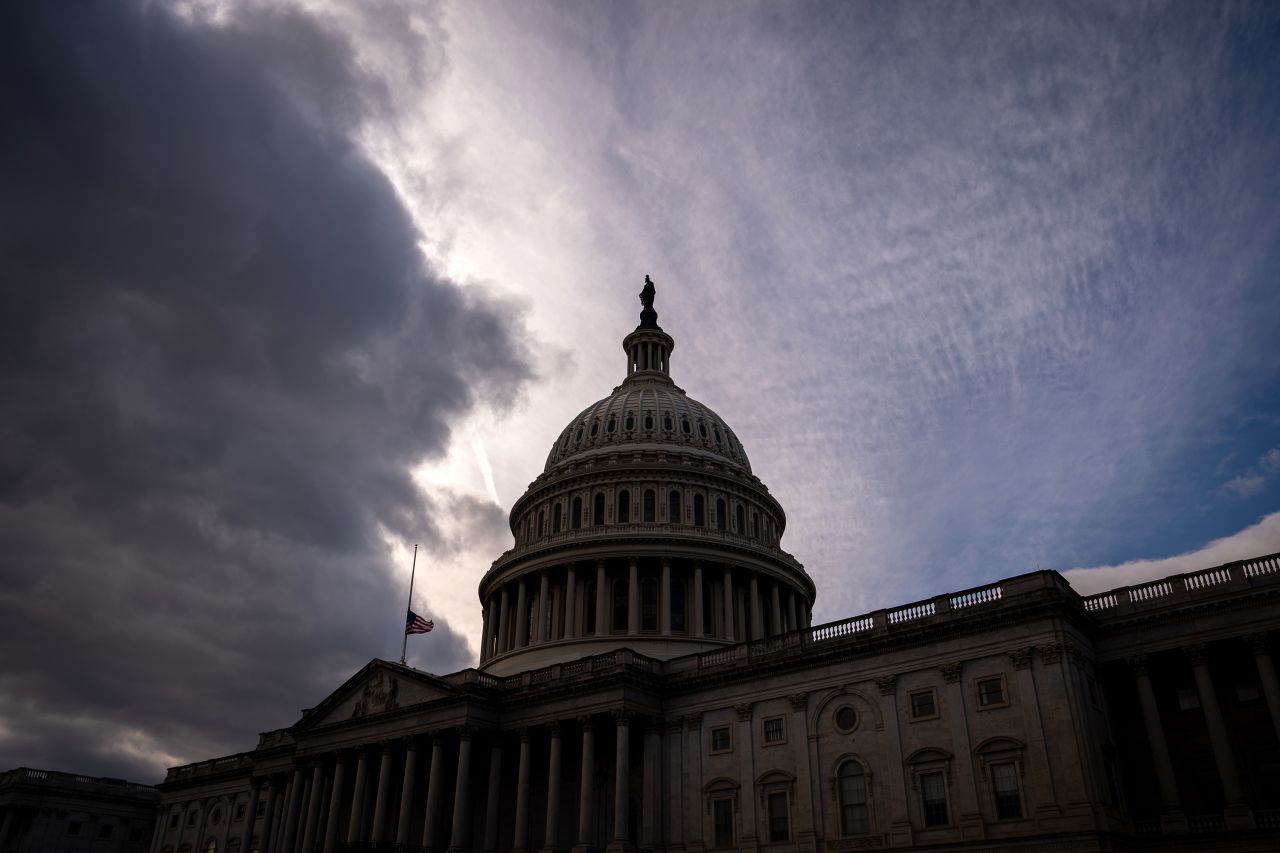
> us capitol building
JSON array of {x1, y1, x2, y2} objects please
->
[{"x1": 144, "y1": 281, "x2": 1280, "y2": 852}]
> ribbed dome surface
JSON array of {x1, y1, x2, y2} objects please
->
[{"x1": 544, "y1": 377, "x2": 752, "y2": 474}]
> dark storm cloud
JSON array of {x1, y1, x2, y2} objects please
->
[{"x1": 0, "y1": 3, "x2": 531, "y2": 779}]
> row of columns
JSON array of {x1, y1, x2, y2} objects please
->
[
  {"x1": 481, "y1": 560, "x2": 811, "y2": 662},
  {"x1": 1128, "y1": 634, "x2": 1280, "y2": 830}
]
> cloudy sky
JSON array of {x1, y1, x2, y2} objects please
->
[{"x1": 2, "y1": 0, "x2": 1278, "y2": 781}]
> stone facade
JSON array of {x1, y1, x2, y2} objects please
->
[
  {"x1": 152, "y1": 284, "x2": 1280, "y2": 851},
  {"x1": 0, "y1": 767, "x2": 158, "y2": 853}
]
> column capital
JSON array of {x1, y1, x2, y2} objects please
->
[
  {"x1": 378, "y1": 740, "x2": 394, "y2": 755},
  {"x1": 787, "y1": 692, "x2": 809, "y2": 711},
  {"x1": 940, "y1": 661, "x2": 963, "y2": 683},
  {"x1": 1008, "y1": 646, "x2": 1035, "y2": 670},
  {"x1": 693, "y1": 558, "x2": 705, "y2": 569},
  {"x1": 597, "y1": 557, "x2": 607, "y2": 569},
  {"x1": 734, "y1": 702, "x2": 754, "y2": 721},
  {"x1": 517, "y1": 726, "x2": 532, "y2": 743},
  {"x1": 1182, "y1": 642, "x2": 1209, "y2": 666},
  {"x1": 611, "y1": 709, "x2": 635, "y2": 726},
  {"x1": 1039, "y1": 642, "x2": 1065, "y2": 664},
  {"x1": 1245, "y1": 632, "x2": 1271, "y2": 654},
  {"x1": 660, "y1": 556, "x2": 671, "y2": 569},
  {"x1": 547, "y1": 720, "x2": 562, "y2": 737},
  {"x1": 455, "y1": 724, "x2": 474, "y2": 741},
  {"x1": 1126, "y1": 654, "x2": 1150, "y2": 675},
  {"x1": 875, "y1": 674, "x2": 897, "y2": 695},
  {"x1": 684, "y1": 713, "x2": 703, "y2": 731},
  {"x1": 577, "y1": 714, "x2": 594, "y2": 731},
  {"x1": 628, "y1": 556, "x2": 639, "y2": 569}
]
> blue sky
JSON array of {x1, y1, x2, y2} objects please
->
[{"x1": 2, "y1": 0, "x2": 1278, "y2": 778}]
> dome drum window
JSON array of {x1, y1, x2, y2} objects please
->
[
  {"x1": 834, "y1": 706, "x2": 858, "y2": 733},
  {"x1": 663, "y1": 413, "x2": 674, "y2": 431},
  {"x1": 589, "y1": 420, "x2": 599, "y2": 437},
  {"x1": 644, "y1": 412, "x2": 655, "y2": 431},
  {"x1": 606, "y1": 416, "x2": 617, "y2": 433}
]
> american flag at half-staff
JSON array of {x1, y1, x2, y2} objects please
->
[{"x1": 406, "y1": 610, "x2": 433, "y2": 635}]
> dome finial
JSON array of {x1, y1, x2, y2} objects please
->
[{"x1": 638, "y1": 274, "x2": 660, "y2": 329}]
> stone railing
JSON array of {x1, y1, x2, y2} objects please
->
[
  {"x1": 164, "y1": 754, "x2": 253, "y2": 783},
  {"x1": 1, "y1": 766, "x2": 156, "y2": 793},
  {"x1": 1080, "y1": 552, "x2": 1280, "y2": 617}
]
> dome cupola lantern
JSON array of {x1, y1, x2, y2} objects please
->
[
  {"x1": 622, "y1": 275, "x2": 675, "y2": 381},
  {"x1": 476, "y1": 275, "x2": 814, "y2": 675}
]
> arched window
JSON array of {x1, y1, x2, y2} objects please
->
[
  {"x1": 625, "y1": 412, "x2": 635, "y2": 431},
  {"x1": 671, "y1": 579, "x2": 686, "y2": 632},
  {"x1": 752, "y1": 512, "x2": 759, "y2": 539},
  {"x1": 585, "y1": 582, "x2": 597, "y2": 633},
  {"x1": 716, "y1": 497, "x2": 727, "y2": 530},
  {"x1": 552, "y1": 503, "x2": 562, "y2": 533},
  {"x1": 643, "y1": 412, "x2": 655, "y2": 430},
  {"x1": 668, "y1": 489, "x2": 682, "y2": 523},
  {"x1": 641, "y1": 577, "x2": 658, "y2": 631},
  {"x1": 571, "y1": 497, "x2": 582, "y2": 529},
  {"x1": 205, "y1": 841, "x2": 217, "y2": 853},
  {"x1": 593, "y1": 493, "x2": 605, "y2": 526},
  {"x1": 663, "y1": 413, "x2": 674, "y2": 431},
  {"x1": 694, "y1": 494, "x2": 705, "y2": 527},
  {"x1": 613, "y1": 579, "x2": 628, "y2": 631},
  {"x1": 643, "y1": 489, "x2": 656, "y2": 523},
  {"x1": 838, "y1": 761, "x2": 869, "y2": 836},
  {"x1": 735, "y1": 505, "x2": 745, "y2": 534},
  {"x1": 618, "y1": 490, "x2": 631, "y2": 523}
]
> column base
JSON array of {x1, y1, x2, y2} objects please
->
[
  {"x1": 570, "y1": 845, "x2": 599, "y2": 853},
  {"x1": 1158, "y1": 810, "x2": 1189, "y2": 835},
  {"x1": 539, "y1": 847, "x2": 565, "y2": 853},
  {"x1": 1224, "y1": 803, "x2": 1256, "y2": 831},
  {"x1": 605, "y1": 842, "x2": 634, "y2": 853}
]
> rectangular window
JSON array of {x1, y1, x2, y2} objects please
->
[
  {"x1": 68, "y1": 821, "x2": 83, "y2": 837},
  {"x1": 169, "y1": 814, "x2": 179, "y2": 829},
  {"x1": 767, "y1": 792, "x2": 789, "y2": 842},
  {"x1": 187, "y1": 813, "x2": 197, "y2": 828},
  {"x1": 909, "y1": 690, "x2": 936, "y2": 719},
  {"x1": 763, "y1": 717, "x2": 785, "y2": 744},
  {"x1": 234, "y1": 803, "x2": 246, "y2": 821},
  {"x1": 977, "y1": 677, "x2": 1005, "y2": 707},
  {"x1": 99, "y1": 825, "x2": 114, "y2": 839},
  {"x1": 921, "y1": 772, "x2": 948, "y2": 827},
  {"x1": 711, "y1": 725, "x2": 732, "y2": 753},
  {"x1": 712, "y1": 798, "x2": 734, "y2": 849},
  {"x1": 991, "y1": 763, "x2": 1022, "y2": 819},
  {"x1": 256, "y1": 801, "x2": 266, "y2": 818}
]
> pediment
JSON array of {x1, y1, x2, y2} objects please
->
[{"x1": 295, "y1": 659, "x2": 459, "y2": 730}]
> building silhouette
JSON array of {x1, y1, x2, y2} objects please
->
[{"x1": 144, "y1": 281, "x2": 1280, "y2": 852}]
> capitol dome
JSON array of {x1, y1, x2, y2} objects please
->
[{"x1": 477, "y1": 276, "x2": 814, "y2": 675}]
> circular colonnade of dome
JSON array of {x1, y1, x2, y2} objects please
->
[{"x1": 477, "y1": 277, "x2": 814, "y2": 675}]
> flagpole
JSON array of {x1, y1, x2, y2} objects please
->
[{"x1": 401, "y1": 543, "x2": 418, "y2": 665}]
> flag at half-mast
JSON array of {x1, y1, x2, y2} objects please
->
[{"x1": 405, "y1": 609, "x2": 433, "y2": 635}]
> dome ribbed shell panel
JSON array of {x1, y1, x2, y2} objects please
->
[{"x1": 544, "y1": 379, "x2": 752, "y2": 474}]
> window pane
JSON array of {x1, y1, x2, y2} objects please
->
[
  {"x1": 911, "y1": 691, "x2": 935, "y2": 718},
  {"x1": 618, "y1": 490, "x2": 630, "y2": 523},
  {"x1": 767, "y1": 792, "x2": 789, "y2": 842},
  {"x1": 992, "y1": 763, "x2": 1022, "y2": 819},
  {"x1": 711, "y1": 726, "x2": 731, "y2": 751},
  {"x1": 838, "y1": 762, "x2": 868, "y2": 836},
  {"x1": 713, "y1": 799, "x2": 734, "y2": 848},
  {"x1": 764, "y1": 718, "x2": 785, "y2": 743},
  {"x1": 978, "y1": 678, "x2": 1004, "y2": 706},
  {"x1": 922, "y1": 772, "x2": 948, "y2": 826}
]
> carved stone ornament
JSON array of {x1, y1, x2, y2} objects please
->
[
  {"x1": 734, "y1": 703, "x2": 754, "y2": 721},
  {"x1": 1126, "y1": 654, "x2": 1149, "y2": 676},
  {"x1": 577, "y1": 715, "x2": 594, "y2": 731},
  {"x1": 350, "y1": 672, "x2": 399, "y2": 720},
  {"x1": 1008, "y1": 647, "x2": 1035, "y2": 670},
  {"x1": 874, "y1": 675, "x2": 896, "y2": 696},
  {"x1": 1244, "y1": 633, "x2": 1270, "y2": 655},
  {"x1": 684, "y1": 713, "x2": 703, "y2": 731},
  {"x1": 1039, "y1": 642, "x2": 1065, "y2": 665},
  {"x1": 545, "y1": 721, "x2": 561, "y2": 738},
  {"x1": 787, "y1": 692, "x2": 809, "y2": 711},
  {"x1": 611, "y1": 709, "x2": 634, "y2": 726},
  {"x1": 1182, "y1": 643, "x2": 1208, "y2": 666},
  {"x1": 940, "y1": 662, "x2": 963, "y2": 683}
]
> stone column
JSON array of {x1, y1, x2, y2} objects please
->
[
  {"x1": 627, "y1": 558, "x2": 640, "y2": 633},
  {"x1": 575, "y1": 718, "x2": 596, "y2": 853},
  {"x1": 482, "y1": 741, "x2": 502, "y2": 853},
  {"x1": 449, "y1": 730, "x2": 473, "y2": 853},
  {"x1": 345, "y1": 751, "x2": 369, "y2": 844},
  {"x1": 479, "y1": 603, "x2": 491, "y2": 664},
  {"x1": 542, "y1": 722, "x2": 563, "y2": 852},
  {"x1": 321, "y1": 757, "x2": 346, "y2": 853},
  {"x1": 515, "y1": 578, "x2": 529, "y2": 649},
  {"x1": 423, "y1": 735, "x2": 447, "y2": 850},
  {"x1": 260, "y1": 779, "x2": 280, "y2": 853},
  {"x1": 770, "y1": 584, "x2": 782, "y2": 636},
  {"x1": 497, "y1": 587, "x2": 511, "y2": 654},
  {"x1": 611, "y1": 712, "x2": 631, "y2": 849},
  {"x1": 300, "y1": 763, "x2": 325, "y2": 853},
  {"x1": 1129, "y1": 656, "x2": 1184, "y2": 830},
  {"x1": 513, "y1": 730, "x2": 532, "y2": 853},
  {"x1": 660, "y1": 558, "x2": 672, "y2": 635},
  {"x1": 280, "y1": 766, "x2": 306, "y2": 853},
  {"x1": 538, "y1": 571, "x2": 551, "y2": 643},
  {"x1": 787, "y1": 693, "x2": 816, "y2": 849},
  {"x1": 395, "y1": 739, "x2": 418, "y2": 845},
  {"x1": 145, "y1": 806, "x2": 163, "y2": 853},
  {"x1": 369, "y1": 743, "x2": 394, "y2": 843},
  {"x1": 595, "y1": 560, "x2": 608, "y2": 637},
  {"x1": 749, "y1": 573, "x2": 761, "y2": 640},
  {"x1": 693, "y1": 562, "x2": 705, "y2": 637},
  {"x1": 1185, "y1": 644, "x2": 1250, "y2": 826},
  {"x1": 239, "y1": 780, "x2": 263, "y2": 853},
  {"x1": 1247, "y1": 633, "x2": 1280, "y2": 746},
  {"x1": 875, "y1": 676, "x2": 911, "y2": 842},
  {"x1": 721, "y1": 567, "x2": 734, "y2": 642},
  {"x1": 641, "y1": 724, "x2": 659, "y2": 849},
  {"x1": 565, "y1": 566, "x2": 578, "y2": 639}
]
